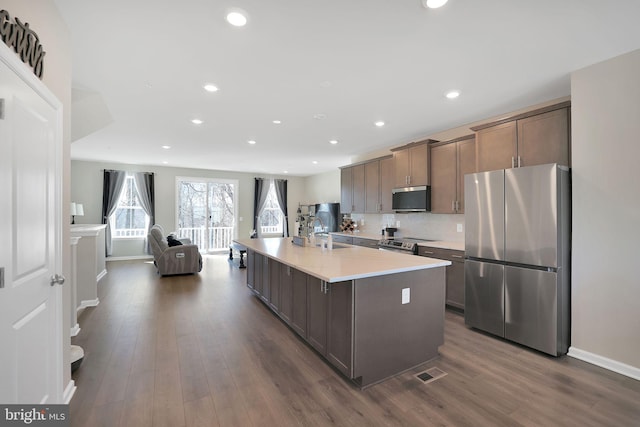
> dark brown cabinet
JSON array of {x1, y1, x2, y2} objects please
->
[
  {"x1": 331, "y1": 234, "x2": 353, "y2": 245},
  {"x1": 473, "y1": 102, "x2": 570, "y2": 173},
  {"x1": 352, "y1": 237, "x2": 379, "y2": 249},
  {"x1": 245, "y1": 249, "x2": 352, "y2": 377},
  {"x1": 365, "y1": 156, "x2": 394, "y2": 213},
  {"x1": 340, "y1": 164, "x2": 365, "y2": 213},
  {"x1": 430, "y1": 135, "x2": 476, "y2": 214},
  {"x1": 418, "y1": 246, "x2": 465, "y2": 310},
  {"x1": 392, "y1": 140, "x2": 433, "y2": 187},
  {"x1": 290, "y1": 268, "x2": 308, "y2": 337}
]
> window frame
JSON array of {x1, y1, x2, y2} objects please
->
[
  {"x1": 110, "y1": 174, "x2": 150, "y2": 240},
  {"x1": 258, "y1": 181, "x2": 285, "y2": 236}
]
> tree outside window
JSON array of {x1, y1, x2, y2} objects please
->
[
  {"x1": 259, "y1": 182, "x2": 284, "y2": 235},
  {"x1": 111, "y1": 175, "x2": 149, "y2": 238}
]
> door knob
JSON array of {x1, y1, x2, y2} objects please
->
[{"x1": 50, "y1": 273, "x2": 65, "y2": 286}]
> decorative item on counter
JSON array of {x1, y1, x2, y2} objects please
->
[{"x1": 340, "y1": 218, "x2": 355, "y2": 233}]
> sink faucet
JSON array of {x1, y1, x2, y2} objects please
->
[{"x1": 311, "y1": 216, "x2": 325, "y2": 234}]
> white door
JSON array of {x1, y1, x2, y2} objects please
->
[{"x1": 0, "y1": 48, "x2": 64, "y2": 403}]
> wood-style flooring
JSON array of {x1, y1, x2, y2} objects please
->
[{"x1": 70, "y1": 255, "x2": 640, "y2": 426}]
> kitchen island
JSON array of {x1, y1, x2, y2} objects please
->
[{"x1": 234, "y1": 237, "x2": 450, "y2": 388}]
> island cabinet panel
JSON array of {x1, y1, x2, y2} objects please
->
[
  {"x1": 278, "y1": 264, "x2": 293, "y2": 323},
  {"x1": 290, "y1": 268, "x2": 308, "y2": 338},
  {"x1": 327, "y1": 281, "x2": 353, "y2": 377},
  {"x1": 353, "y1": 268, "x2": 444, "y2": 387},
  {"x1": 307, "y1": 276, "x2": 328, "y2": 354},
  {"x1": 253, "y1": 252, "x2": 264, "y2": 295},
  {"x1": 260, "y1": 253, "x2": 270, "y2": 303},
  {"x1": 246, "y1": 250, "x2": 255, "y2": 290},
  {"x1": 268, "y1": 258, "x2": 281, "y2": 312}
]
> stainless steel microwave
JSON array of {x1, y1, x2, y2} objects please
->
[{"x1": 392, "y1": 186, "x2": 431, "y2": 212}]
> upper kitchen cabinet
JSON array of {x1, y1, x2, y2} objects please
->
[
  {"x1": 391, "y1": 140, "x2": 435, "y2": 187},
  {"x1": 365, "y1": 156, "x2": 394, "y2": 213},
  {"x1": 340, "y1": 164, "x2": 365, "y2": 214},
  {"x1": 430, "y1": 135, "x2": 476, "y2": 214},
  {"x1": 472, "y1": 101, "x2": 571, "y2": 173}
]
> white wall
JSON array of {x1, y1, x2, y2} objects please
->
[
  {"x1": 71, "y1": 160, "x2": 306, "y2": 257},
  {"x1": 304, "y1": 170, "x2": 341, "y2": 204},
  {"x1": 0, "y1": 0, "x2": 74, "y2": 396},
  {"x1": 570, "y1": 48, "x2": 640, "y2": 375}
]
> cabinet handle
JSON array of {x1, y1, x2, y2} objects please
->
[
  {"x1": 452, "y1": 200, "x2": 456, "y2": 212},
  {"x1": 518, "y1": 156, "x2": 522, "y2": 167},
  {"x1": 451, "y1": 255, "x2": 463, "y2": 259},
  {"x1": 456, "y1": 200, "x2": 460, "y2": 212},
  {"x1": 511, "y1": 156, "x2": 516, "y2": 168}
]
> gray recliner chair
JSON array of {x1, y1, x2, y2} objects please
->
[{"x1": 148, "y1": 224, "x2": 202, "y2": 276}]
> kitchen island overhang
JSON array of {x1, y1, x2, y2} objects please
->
[{"x1": 235, "y1": 237, "x2": 450, "y2": 388}]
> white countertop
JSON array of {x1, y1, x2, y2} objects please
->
[
  {"x1": 235, "y1": 237, "x2": 450, "y2": 283},
  {"x1": 330, "y1": 232, "x2": 465, "y2": 252}
]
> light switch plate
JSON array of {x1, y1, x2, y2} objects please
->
[
  {"x1": 457, "y1": 223, "x2": 463, "y2": 233},
  {"x1": 402, "y1": 287, "x2": 410, "y2": 304}
]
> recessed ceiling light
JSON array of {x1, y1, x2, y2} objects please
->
[
  {"x1": 162, "y1": 161, "x2": 169, "y2": 164},
  {"x1": 312, "y1": 161, "x2": 318, "y2": 165},
  {"x1": 375, "y1": 121, "x2": 385, "y2": 127},
  {"x1": 161, "y1": 145, "x2": 171, "y2": 149},
  {"x1": 446, "y1": 90, "x2": 460, "y2": 99},
  {"x1": 203, "y1": 84, "x2": 218, "y2": 92},
  {"x1": 423, "y1": 0, "x2": 449, "y2": 9},
  {"x1": 226, "y1": 10, "x2": 248, "y2": 27},
  {"x1": 283, "y1": 170, "x2": 289, "y2": 174},
  {"x1": 191, "y1": 119, "x2": 203, "y2": 125},
  {"x1": 248, "y1": 140, "x2": 256, "y2": 145},
  {"x1": 329, "y1": 140, "x2": 338, "y2": 145},
  {"x1": 313, "y1": 113, "x2": 326, "y2": 120},
  {"x1": 272, "y1": 120, "x2": 282, "y2": 124},
  {"x1": 320, "y1": 81, "x2": 332, "y2": 88}
]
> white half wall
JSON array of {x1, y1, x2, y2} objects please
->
[{"x1": 570, "y1": 48, "x2": 640, "y2": 373}]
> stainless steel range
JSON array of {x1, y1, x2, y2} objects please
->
[{"x1": 378, "y1": 237, "x2": 432, "y2": 255}]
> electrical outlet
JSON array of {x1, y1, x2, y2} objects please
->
[
  {"x1": 402, "y1": 288, "x2": 410, "y2": 304},
  {"x1": 457, "y1": 223, "x2": 463, "y2": 233}
]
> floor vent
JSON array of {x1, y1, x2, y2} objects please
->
[{"x1": 416, "y1": 367, "x2": 447, "y2": 384}]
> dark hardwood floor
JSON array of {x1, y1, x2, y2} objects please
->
[{"x1": 70, "y1": 255, "x2": 640, "y2": 426}]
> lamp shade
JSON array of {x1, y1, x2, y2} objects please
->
[
  {"x1": 70, "y1": 202, "x2": 77, "y2": 216},
  {"x1": 75, "y1": 204, "x2": 84, "y2": 216}
]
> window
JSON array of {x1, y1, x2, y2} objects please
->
[
  {"x1": 259, "y1": 181, "x2": 284, "y2": 235},
  {"x1": 111, "y1": 175, "x2": 149, "y2": 238}
]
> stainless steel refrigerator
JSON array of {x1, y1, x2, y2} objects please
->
[{"x1": 464, "y1": 163, "x2": 571, "y2": 356}]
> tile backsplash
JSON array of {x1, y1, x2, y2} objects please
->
[{"x1": 349, "y1": 212, "x2": 465, "y2": 242}]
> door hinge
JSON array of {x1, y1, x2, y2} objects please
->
[{"x1": 0, "y1": 99, "x2": 5, "y2": 120}]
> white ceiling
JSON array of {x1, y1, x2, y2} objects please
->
[{"x1": 56, "y1": 0, "x2": 640, "y2": 176}]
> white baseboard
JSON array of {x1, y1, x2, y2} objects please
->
[
  {"x1": 96, "y1": 269, "x2": 107, "y2": 282},
  {"x1": 63, "y1": 380, "x2": 76, "y2": 404},
  {"x1": 107, "y1": 255, "x2": 153, "y2": 261},
  {"x1": 568, "y1": 347, "x2": 640, "y2": 381},
  {"x1": 70, "y1": 324, "x2": 81, "y2": 337},
  {"x1": 78, "y1": 298, "x2": 99, "y2": 311}
]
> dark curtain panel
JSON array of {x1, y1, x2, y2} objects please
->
[
  {"x1": 133, "y1": 172, "x2": 155, "y2": 254},
  {"x1": 102, "y1": 169, "x2": 126, "y2": 256},
  {"x1": 253, "y1": 178, "x2": 270, "y2": 237},
  {"x1": 274, "y1": 179, "x2": 289, "y2": 237}
]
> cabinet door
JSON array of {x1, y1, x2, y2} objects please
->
[
  {"x1": 268, "y1": 258, "x2": 280, "y2": 311},
  {"x1": 246, "y1": 250, "x2": 255, "y2": 290},
  {"x1": 331, "y1": 235, "x2": 353, "y2": 245},
  {"x1": 365, "y1": 160, "x2": 380, "y2": 213},
  {"x1": 353, "y1": 237, "x2": 379, "y2": 249},
  {"x1": 430, "y1": 143, "x2": 457, "y2": 214},
  {"x1": 379, "y1": 157, "x2": 394, "y2": 213},
  {"x1": 279, "y1": 264, "x2": 293, "y2": 323},
  {"x1": 340, "y1": 167, "x2": 353, "y2": 214},
  {"x1": 291, "y1": 268, "x2": 307, "y2": 337},
  {"x1": 393, "y1": 148, "x2": 410, "y2": 187},
  {"x1": 260, "y1": 254, "x2": 269, "y2": 303},
  {"x1": 409, "y1": 143, "x2": 430, "y2": 186},
  {"x1": 253, "y1": 252, "x2": 263, "y2": 295},
  {"x1": 517, "y1": 108, "x2": 569, "y2": 168},
  {"x1": 446, "y1": 261, "x2": 465, "y2": 310},
  {"x1": 476, "y1": 121, "x2": 517, "y2": 172},
  {"x1": 307, "y1": 276, "x2": 327, "y2": 354},
  {"x1": 351, "y1": 164, "x2": 366, "y2": 213},
  {"x1": 327, "y1": 281, "x2": 353, "y2": 377},
  {"x1": 456, "y1": 137, "x2": 476, "y2": 213}
]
